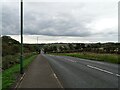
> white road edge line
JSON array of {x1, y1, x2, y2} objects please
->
[
  {"x1": 87, "y1": 65, "x2": 114, "y2": 75},
  {"x1": 53, "y1": 73, "x2": 58, "y2": 79},
  {"x1": 15, "y1": 73, "x2": 26, "y2": 88}
]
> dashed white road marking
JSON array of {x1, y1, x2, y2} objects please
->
[
  {"x1": 64, "y1": 58, "x2": 77, "y2": 63},
  {"x1": 54, "y1": 56, "x2": 120, "y2": 77},
  {"x1": 87, "y1": 65, "x2": 113, "y2": 74},
  {"x1": 87, "y1": 65, "x2": 120, "y2": 77},
  {"x1": 116, "y1": 74, "x2": 120, "y2": 77}
]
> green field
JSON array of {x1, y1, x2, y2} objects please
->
[
  {"x1": 50, "y1": 52, "x2": 119, "y2": 64},
  {"x1": 2, "y1": 54, "x2": 37, "y2": 89}
]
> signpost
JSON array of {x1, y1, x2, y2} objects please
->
[{"x1": 20, "y1": 0, "x2": 23, "y2": 74}]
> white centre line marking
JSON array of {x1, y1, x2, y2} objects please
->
[
  {"x1": 87, "y1": 65, "x2": 114, "y2": 75},
  {"x1": 63, "y1": 57, "x2": 120, "y2": 77},
  {"x1": 116, "y1": 74, "x2": 120, "y2": 77},
  {"x1": 87, "y1": 65, "x2": 120, "y2": 77},
  {"x1": 64, "y1": 58, "x2": 77, "y2": 63}
]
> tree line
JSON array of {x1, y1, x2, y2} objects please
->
[
  {"x1": 42, "y1": 43, "x2": 119, "y2": 54},
  {"x1": 2, "y1": 36, "x2": 119, "y2": 56}
]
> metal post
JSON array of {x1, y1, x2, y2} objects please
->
[
  {"x1": 37, "y1": 37, "x2": 38, "y2": 44},
  {"x1": 20, "y1": 0, "x2": 23, "y2": 74},
  {"x1": 37, "y1": 37, "x2": 39, "y2": 53}
]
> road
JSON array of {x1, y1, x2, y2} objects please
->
[
  {"x1": 42, "y1": 54, "x2": 119, "y2": 88},
  {"x1": 18, "y1": 54, "x2": 62, "y2": 88}
]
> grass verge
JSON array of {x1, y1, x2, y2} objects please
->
[
  {"x1": 50, "y1": 52, "x2": 119, "y2": 64},
  {"x1": 2, "y1": 54, "x2": 37, "y2": 89}
]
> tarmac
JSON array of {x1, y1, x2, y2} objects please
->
[{"x1": 17, "y1": 54, "x2": 63, "y2": 88}]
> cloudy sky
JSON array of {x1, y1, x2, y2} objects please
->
[{"x1": 1, "y1": 0, "x2": 119, "y2": 43}]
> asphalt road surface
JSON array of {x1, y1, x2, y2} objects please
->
[
  {"x1": 18, "y1": 54, "x2": 62, "y2": 88},
  {"x1": 42, "y1": 54, "x2": 119, "y2": 88}
]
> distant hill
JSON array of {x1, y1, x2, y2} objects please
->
[
  {"x1": 2, "y1": 36, "x2": 20, "y2": 56},
  {"x1": 2, "y1": 36, "x2": 39, "y2": 56},
  {"x1": 2, "y1": 36, "x2": 20, "y2": 45}
]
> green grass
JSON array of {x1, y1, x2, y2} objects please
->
[
  {"x1": 2, "y1": 53, "x2": 37, "y2": 70},
  {"x1": 0, "y1": 73, "x2": 2, "y2": 90},
  {"x1": 2, "y1": 54, "x2": 37, "y2": 89},
  {"x1": 50, "y1": 52, "x2": 119, "y2": 64}
]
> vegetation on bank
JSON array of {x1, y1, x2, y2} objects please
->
[
  {"x1": 2, "y1": 54, "x2": 37, "y2": 89},
  {"x1": 50, "y1": 52, "x2": 119, "y2": 64},
  {"x1": 2, "y1": 36, "x2": 39, "y2": 57},
  {"x1": 2, "y1": 36, "x2": 39, "y2": 70},
  {"x1": 1, "y1": 36, "x2": 39, "y2": 89},
  {"x1": 2, "y1": 53, "x2": 36, "y2": 70}
]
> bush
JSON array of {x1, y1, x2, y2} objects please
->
[
  {"x1": 2, "y1": 55, "x2": 19, "y2": 70},
  {"x1": 2, "y1": 53, "x2": 37, "y2": 70}
]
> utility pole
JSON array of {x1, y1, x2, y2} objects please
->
[
  {"x1": 37, "y1": 37, "x2": 38, "y2": 44},
  {"x1": 20, "y1": 0, "x2": 23, "y2": 74},
  {"x1": 37, "y1": 37, "x2": 39, "y2": 53}
]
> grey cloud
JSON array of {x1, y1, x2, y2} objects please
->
[
  {"x1": 23, "y1": 9, "x2": 91, "y2": 37},
  {"x1": 2, "y1": 2, "x2": 20, "y2": 35},
  {"x1": 2, "y1": 2, "x2": 117, "y2": 39},
  {"x1": 2, "y1": 2, "x2": 92, "y2": 37}
]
